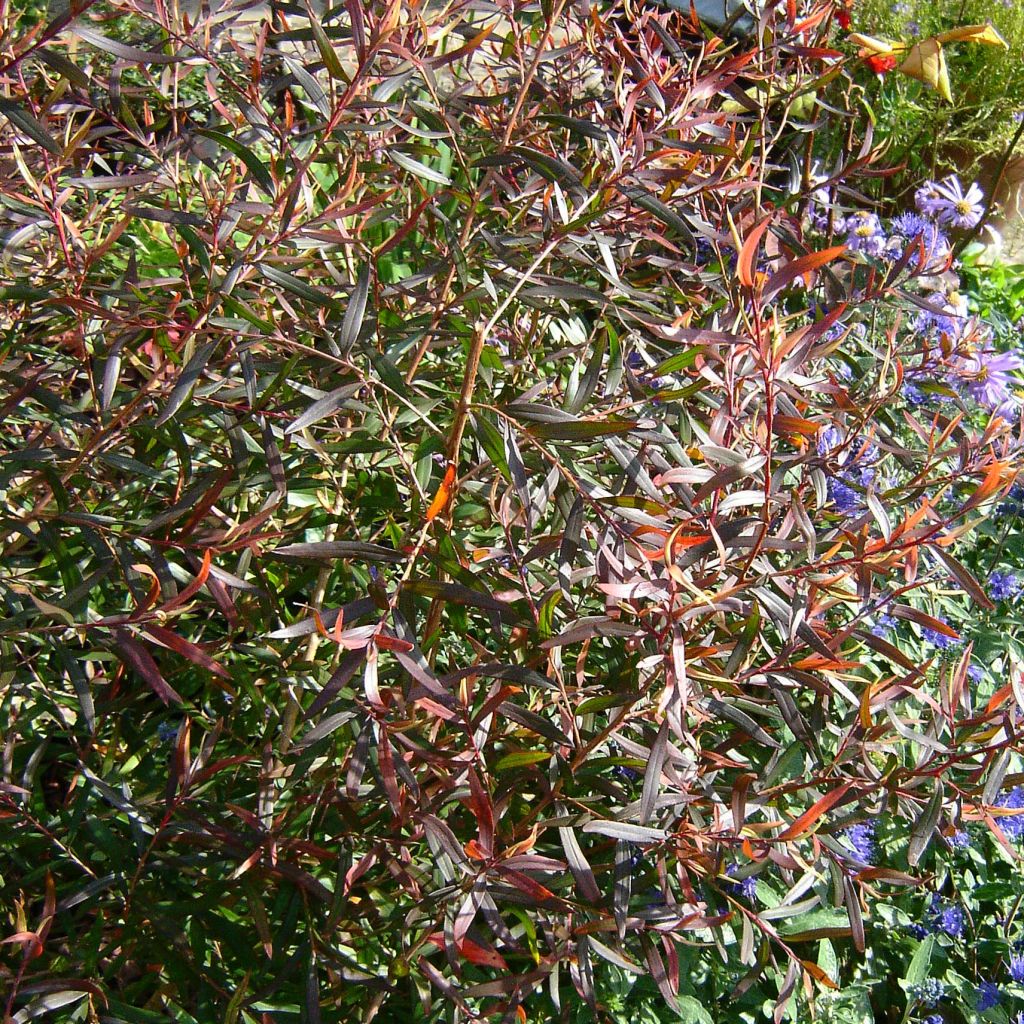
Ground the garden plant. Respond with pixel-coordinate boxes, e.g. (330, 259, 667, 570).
(1, 0, 1024, 1021)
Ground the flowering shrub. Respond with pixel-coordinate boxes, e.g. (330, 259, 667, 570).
(1, 0, 1023, 1021)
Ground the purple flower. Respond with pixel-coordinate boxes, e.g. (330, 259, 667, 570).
(846, 211, 887, 256)
(1010, 952, 1024, 983)
(914, 309, 960, 338)
(959, 349, 1023, 409)
(903, 380, 927, 405)
(916, 894, 966, 938)
(977, 982, 1001, 1011)
(994, 787, 1024, 842)
(916, 180, 945, 217)
(727, 865, 759, 900)
(989, 571, 1021, 602)
(995, 398, 1021, 422)
(943, 289, 968, 319)
(921, 624, 960, 649)
(870, 612, 897, 637)
(999, 482, 1024, 517)
(950, 829, 971, 848)
(827, 477, 861, 513)
(817, 425, 844, 455)
(889, 212, 949, 263)
(968, 664, 984, 683)
(157, 721, 179, 743)
(807, 166, 836, 214)
(819, 428, 879, 469)
(936, 901, 966, 938)
(930, 176, 985, 230)
(818, 429, 879, 514)
(842, 819, 877, 863)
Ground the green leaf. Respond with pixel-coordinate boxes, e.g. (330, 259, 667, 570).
(618, 183, 695, 247)
(494, 751, 549, 770)
(309, 15, 347, 80)
(527, 419, 639, 441)
(902, 935, 935, 988)
(907, 780, 944, 867)
(260, 265, 343, 312)
(0, 99, 61, 154)
(673, 995, 714, 1024)
(197, 129, 275, 195)
(340, 264, 372, 353)
(154, 342, 217, 426)
(389, 150, 452, 186)
(778, 908, 850, 941)
(285, 382, 362, 434)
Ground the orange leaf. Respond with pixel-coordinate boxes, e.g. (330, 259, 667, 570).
(426, 464, 456, 522)
(802, 958, 839, 990)
(737, 216, 773, 288)
(772, 415, 822, 438)
(987, 682, 1013, 714)
(777, 782, 855, 842)
(762, 244, 847, 303)
(426, 933, 509, 970)
(161, 549, 213, 613)
(463, 839, 488, 861)
(961, 462, 1009, 514)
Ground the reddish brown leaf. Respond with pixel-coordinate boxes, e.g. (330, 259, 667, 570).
(113, 629, 183, 705)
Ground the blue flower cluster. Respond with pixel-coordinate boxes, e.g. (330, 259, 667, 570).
(157, 720, 179, 743)
(726, 863, 759, 901)
(998, 482, 1024, 518)
(870, 611, 898, 637)
(978, 980, 1002, 1011)
(921, 623, 961, 651)
(989, 571, 1023, 603)
(910, 895, 967, 940)
(949, 829, 971, 849)
(842, 819, 877, 863)
(806, 174, 970, 265)
(1011, 952, 1024, 984)
(808, 174, 1024, 421)
(995, 788, 1024, 842)
(908, 979, 946, 1006)
(817, 426, 879, 515)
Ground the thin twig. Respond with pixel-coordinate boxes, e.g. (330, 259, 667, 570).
(953, 115, 1024, 259)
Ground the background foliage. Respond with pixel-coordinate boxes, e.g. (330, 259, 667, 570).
(2, 0, 1024, 1021)
(841, 0, 1024, 194)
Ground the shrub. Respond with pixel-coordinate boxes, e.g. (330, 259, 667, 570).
(1, 0, 1023, 1021)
